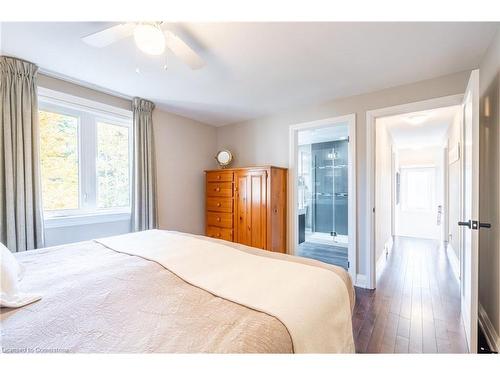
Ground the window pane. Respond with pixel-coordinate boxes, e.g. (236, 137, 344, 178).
(402, 167, 433, 212)
(39, 110, 79, 210)
(97, 122, 130, 208)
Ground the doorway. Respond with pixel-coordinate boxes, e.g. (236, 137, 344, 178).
(369, 103, 467, 353)
(374, 104, 461, 272)
(289, 114, 356, 280)
(366, 94, 463, 286)
(366, 71, 482, 353)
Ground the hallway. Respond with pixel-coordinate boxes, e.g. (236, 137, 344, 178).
(352, 236, 468, 353)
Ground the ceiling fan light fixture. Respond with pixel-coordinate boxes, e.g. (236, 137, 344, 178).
(133, 24, 165, 56)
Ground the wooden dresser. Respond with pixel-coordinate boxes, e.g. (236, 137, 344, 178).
(205, 166, 287, 253)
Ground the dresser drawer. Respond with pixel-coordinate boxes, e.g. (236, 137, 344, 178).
(206, 182, 233, 197)
(206, 171, 234, 182)
(206, 197, 233, 213)
(206, 226, 233, 241)
(207, 212, 233, 228)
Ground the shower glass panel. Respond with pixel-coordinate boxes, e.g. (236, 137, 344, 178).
(311, 140, 348, 239)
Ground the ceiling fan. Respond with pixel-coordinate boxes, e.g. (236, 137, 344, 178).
(81, 22, 205, 70)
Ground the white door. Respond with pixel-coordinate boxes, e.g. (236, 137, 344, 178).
(458, 69, 480, 353)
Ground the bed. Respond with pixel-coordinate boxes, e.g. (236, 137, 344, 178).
(1, 230, 355, 353)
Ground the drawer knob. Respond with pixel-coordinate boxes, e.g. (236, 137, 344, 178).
(217, 202, 221, 207)
(215, 187, 221, 192)
(217, 233, 221, 238)
(216, 217, 221, 222)
(217, 175, 221, 180)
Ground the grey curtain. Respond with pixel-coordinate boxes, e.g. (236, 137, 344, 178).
(0, 56, 44, 251)
(131, 97, 157, 231)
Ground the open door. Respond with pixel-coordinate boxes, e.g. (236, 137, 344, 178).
(458, 69, 480, 353)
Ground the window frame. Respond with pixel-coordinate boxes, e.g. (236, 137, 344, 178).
(38, 87, 133, 225)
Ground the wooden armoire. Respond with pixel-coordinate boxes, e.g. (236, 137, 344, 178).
(205, 166, 287, 253)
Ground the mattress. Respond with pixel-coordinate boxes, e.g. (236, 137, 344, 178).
(0, 231, 354, 353)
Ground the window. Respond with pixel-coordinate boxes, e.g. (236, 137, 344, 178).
(39, 89, 132, 220)
(39, 110, 79, 210)
(401, 166, 435, 212)
(97, 122, 130, 208)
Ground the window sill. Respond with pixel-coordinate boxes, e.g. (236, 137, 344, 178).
(44, 211, 131, 229)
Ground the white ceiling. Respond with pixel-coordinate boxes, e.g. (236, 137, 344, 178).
(1, 22, 498, 126)
(380, 105, 461, 149)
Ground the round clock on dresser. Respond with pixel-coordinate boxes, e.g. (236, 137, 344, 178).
(215, 150, 233, 168)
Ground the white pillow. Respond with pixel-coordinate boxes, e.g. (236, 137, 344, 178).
(1, 242, 41, 308)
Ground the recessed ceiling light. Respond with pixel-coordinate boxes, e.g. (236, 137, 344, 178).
(405, 113, 430, 125)
(133, 23, 165, 56)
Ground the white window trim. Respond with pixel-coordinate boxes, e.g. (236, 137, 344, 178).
(38, 87, 133, 227)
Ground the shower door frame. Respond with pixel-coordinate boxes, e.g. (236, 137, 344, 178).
(288, 114, 357, 282)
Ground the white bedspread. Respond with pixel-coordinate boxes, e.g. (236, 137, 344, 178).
(96, 230, 354, 353)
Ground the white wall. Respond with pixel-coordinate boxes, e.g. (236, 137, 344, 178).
(216, 70, 469, 277)
(44, 220, 131, 246)
(395, 147, 444, 240)
(39, 74, 218, 246)
(38, 74, 131, 111)
(153, 110, 217, 235)
(0, 22, 4, 54)
(375, 120, 394, 262)
(478, 27, 500, 348)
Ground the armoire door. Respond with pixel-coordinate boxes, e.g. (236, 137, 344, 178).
(235, 170, 267, 249)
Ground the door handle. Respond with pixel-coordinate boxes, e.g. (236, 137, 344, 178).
(458, 220, 471, 228)
(458, 220, 492, 229)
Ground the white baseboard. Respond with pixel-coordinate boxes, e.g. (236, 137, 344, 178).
(375, 236, 393, 276)
(355, 274, 368, 289)
(445, 243, 460, 282)
(479, 303, 500, 353)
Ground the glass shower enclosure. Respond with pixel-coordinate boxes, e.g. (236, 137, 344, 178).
(311, 139, 348, 242)
(296, 124, 349, 268)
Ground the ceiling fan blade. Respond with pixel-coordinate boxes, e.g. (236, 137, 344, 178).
(164, 30, 205, 70)
(82, 23, 135, 48)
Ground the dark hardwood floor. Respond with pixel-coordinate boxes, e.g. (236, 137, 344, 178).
(352, 236, 468, 353)
(297, 241, 348, 269)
